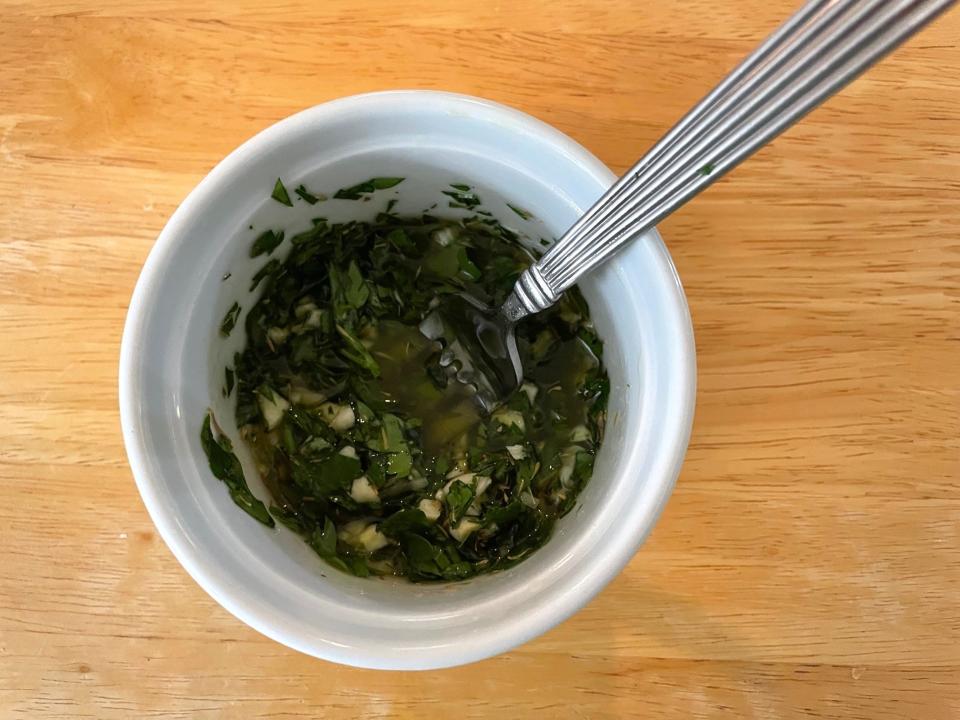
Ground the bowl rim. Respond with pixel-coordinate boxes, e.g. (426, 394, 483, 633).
(119, 89, 696, 669)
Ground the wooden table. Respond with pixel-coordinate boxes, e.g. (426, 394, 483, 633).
(2, 1, 958, 717)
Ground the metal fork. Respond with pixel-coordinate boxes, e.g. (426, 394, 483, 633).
(503, 0, 956, 321)
(424, 0, 957, 411)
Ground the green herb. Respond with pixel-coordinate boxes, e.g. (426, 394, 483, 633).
(200, 413, 274, 526)
(507, 203, 533, 220)
(402, 534, 445, 578)
(445, 480, 474, 524)
(271, 178, 293, 206)
(442, 188, 481, 209)
(295, 184, 324, 204)
(292, 453, 361, 497)
(336, 324, 381, 376)
(219, 302, 241, 337)
(250, 229, 284, 258)
(458, 247, 481, 279)
(217, 202, 608, 581)
(380, 508, 430, 537)
(330, 261, 370, 311)
(306, 517, 370, 577)
(311, 517, 339, 557)
(250, 259, 281, 292)
(224, 366, 235, 397)
(699, 163, 716, 176)
(370, 413, 411, 476)
(334, 177, 405, 200)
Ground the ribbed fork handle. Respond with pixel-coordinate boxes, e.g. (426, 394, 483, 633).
(503, 0, 956, 321)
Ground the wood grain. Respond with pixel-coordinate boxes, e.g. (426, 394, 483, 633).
(1, 1, 958, 717)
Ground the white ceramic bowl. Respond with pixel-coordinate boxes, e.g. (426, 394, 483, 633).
(119, 91, 696, 670)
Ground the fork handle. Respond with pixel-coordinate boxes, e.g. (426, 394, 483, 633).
(503, 0, 956, 322)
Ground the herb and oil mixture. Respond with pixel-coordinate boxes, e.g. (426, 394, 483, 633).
(203, 178, 609, 582)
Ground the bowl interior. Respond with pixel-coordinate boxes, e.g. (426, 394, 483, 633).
(121, 92, 695, 669)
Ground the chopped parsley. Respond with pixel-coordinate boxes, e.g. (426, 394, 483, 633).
(507, 203, 533, 221)
(250, 229, 284, 258)
(203, 187, 608, 582)
(442, 186, 482, 210)
(295, 185, 324, 204)
(200, 412, 274, 527)
(334, 177, 405, 200)
(271, 178, 293, 207)
(219, 302, 241, 337)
